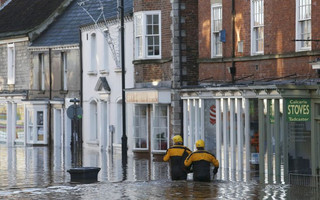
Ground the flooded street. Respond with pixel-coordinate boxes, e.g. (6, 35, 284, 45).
(0, 145, 318, 199)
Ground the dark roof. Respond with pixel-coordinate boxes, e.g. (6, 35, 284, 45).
(0, 0, 66, 36)
(31, 0, 133, 47)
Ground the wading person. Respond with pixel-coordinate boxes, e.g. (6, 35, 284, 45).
(163, 135, 192, 180)
(184, 139, 219, 182)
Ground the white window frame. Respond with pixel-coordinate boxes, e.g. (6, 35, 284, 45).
(251, 0, 264, 55)
(61, 52, 68, 91)
(26, 105, 48, 145)
(151, 104, 169, 153)
(211, 4, 223, 58)
(296, 0, 312, 51)
(133, 104, 149, 151)
(134, 11, 161, 60)
(7, 43, 15, 84)
(39, 53, 45, 90)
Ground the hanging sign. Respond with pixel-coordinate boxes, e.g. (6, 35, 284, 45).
(286, 99, 311, 122)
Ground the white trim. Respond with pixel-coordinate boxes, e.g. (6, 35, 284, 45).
(0, 37, 28, 45)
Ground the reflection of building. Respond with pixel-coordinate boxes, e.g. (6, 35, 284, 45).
(180, 0, 320, 183)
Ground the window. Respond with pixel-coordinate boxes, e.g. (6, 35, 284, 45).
(26, 107, 47, 144)
(296, 0, 311, 51)
(134, 11, 161, 59)
(251, 0, 264, 55)
(61, 52, 67, 90)
(0, 103, 7, 142)
(15, 104, 25, 142)
(27, 110, 34, 142)
(90, 101, 98, 141)
(152, 105, 168, 151)
(102, 30, 109, 71)
(134, 105, 148, 149)
(7, 43, 15, 84)
(90, 33, 97, 71)
(39, 53, 45, 90)
(211, 4, 222, 57)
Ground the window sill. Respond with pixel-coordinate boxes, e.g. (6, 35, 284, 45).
(296, 47, 311, 52)
(133, 58, 172, 65)
(132, 149, 149, 153)
(99, 69, 109, 75)
(152, 150, 166, 154)
(114, 67, 122, 73)
(87, 70, 97, 76)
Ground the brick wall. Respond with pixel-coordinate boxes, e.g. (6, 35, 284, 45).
(198, 0, 320, 84)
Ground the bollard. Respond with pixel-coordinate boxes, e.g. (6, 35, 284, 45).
(67, 167, 101, 184)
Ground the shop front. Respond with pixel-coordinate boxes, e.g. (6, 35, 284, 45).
(180, 84, 320, 183)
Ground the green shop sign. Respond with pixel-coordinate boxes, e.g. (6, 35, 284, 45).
(286, 99, 311, 122)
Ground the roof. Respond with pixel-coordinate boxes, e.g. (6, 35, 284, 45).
(0, 0, 68, 38)
(31, 0, 133, 47)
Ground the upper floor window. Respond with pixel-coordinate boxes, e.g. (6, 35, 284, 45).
(90, 33, 97, 71)
(211, 4, 222, 57)
(39, 53, 45, 90)
(7, 43, 15, 84)
(296, 0, 311, 51)
(102, 30, 109, 71)
(251, 0, 264, 55)
(134, 11, 161, 59)
(61, 52, 67, 91)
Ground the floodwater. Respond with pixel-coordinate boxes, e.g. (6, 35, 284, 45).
(0, 145, 318, 200)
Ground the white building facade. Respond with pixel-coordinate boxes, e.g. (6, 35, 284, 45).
(81, 17, 134, 152)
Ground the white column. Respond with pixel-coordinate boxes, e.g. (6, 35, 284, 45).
(245, 98, 250, 173)
(183, 100, 188, 147)
(230, 98, 236, 173)
(216, 99, 221, 171)
(259, 99, 265, 182)
(12, 103, 17, 146)
(190, 99, 195, 150)
(237, 98, 243, 176)
(266, 99, 273, 183)
(274, 99, 281, 183)
(200, 99, 205, 140)
(223, 98, 229, 179)
(7, 102, 13, 147)
(283, 99, 289, 183)
(195, 99, 199, 141)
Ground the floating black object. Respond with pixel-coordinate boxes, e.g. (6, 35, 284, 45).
(67, 167, 101, 184)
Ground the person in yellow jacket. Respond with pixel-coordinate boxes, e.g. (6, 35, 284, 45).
(163, 135, 192, 180)
(184, 139, 219, 182)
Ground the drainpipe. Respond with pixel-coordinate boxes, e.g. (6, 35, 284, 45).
(79, 29, 83, 159)
(49, 48, 52, 146)
(231, 0, 236, 83)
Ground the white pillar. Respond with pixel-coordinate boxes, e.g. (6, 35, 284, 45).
(223, 98, 229, 179)
(195, 99, 199, 141)
(230, 98, 236, 173)
(200, 99, 205, 140)
(183, 100, 188, 147)
(7, 102, 13, 147)
(190, 99, 195, 150)
(259, 99, 265, 182)
(245, 98, 250, 173)
(283, 99, 289, 183)
(216, 99, 221, 172)
(237, 98, 243, 177)
(266, 99, 273, 183)
(274, 99, 281, 183)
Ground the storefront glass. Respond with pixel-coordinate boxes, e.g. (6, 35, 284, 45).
(134, 105, 148, 149)
(152, 105, 168, 151)
(15, 104, 24, 143)
(0, 103, 7, 143)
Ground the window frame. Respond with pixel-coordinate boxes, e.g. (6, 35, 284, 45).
(134, 11, 161, 60)
(251, 0, 264, 55)
(26, 105, 47, 145)
(211, 3, 223, 58)
(90, 33, 97, 72)
(61, 52, 68, 91)
(7, 43, 15, 84)
(296, 0, 312, 51)
(151, 104, 169, 153)
(39, 53, 45, 91)
(133, 104, 149, 151)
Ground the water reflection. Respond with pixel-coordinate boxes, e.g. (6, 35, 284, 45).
(0, 145, 319, 199)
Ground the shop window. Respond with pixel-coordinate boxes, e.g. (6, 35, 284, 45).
(15, 104, 24, 143)
(27, 110, 34, 142)
(152, 105, 168, 151)
(26, 107, 47, 144)
(134, 105, 148, 149)
(0, 103, 7, 142)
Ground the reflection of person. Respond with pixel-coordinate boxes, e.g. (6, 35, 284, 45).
(184, 139, 219, 182)
(163, 135, 192, 180)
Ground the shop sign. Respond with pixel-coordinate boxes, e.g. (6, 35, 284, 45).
(286, 99, 311, 122)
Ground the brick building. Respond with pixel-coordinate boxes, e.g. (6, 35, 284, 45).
(126, 0, 199, 156)
(180, 0, 320, 183)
